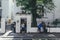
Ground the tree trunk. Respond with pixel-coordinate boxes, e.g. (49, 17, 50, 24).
(32, 13, 37, 27)
(31, 0, 37, 27)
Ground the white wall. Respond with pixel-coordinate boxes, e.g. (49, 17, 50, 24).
(12, 0, 22, 22)
(0, 18, 5, 33)
(54, 0, 60, 19)
(8, 0, 14, 19)
(27, 27, 60, 33)
(15, 14, 32, 33)
(2, 0, 9, 19)
(44, 0, 60, 22)
(2, 0, 14, 21)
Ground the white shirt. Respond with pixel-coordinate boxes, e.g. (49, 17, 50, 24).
(21, 23, 25, 28)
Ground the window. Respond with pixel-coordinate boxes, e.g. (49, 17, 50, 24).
(0, 9, 2, 28)
(0, 0, 1, 7)
(0, 9, 2, 17)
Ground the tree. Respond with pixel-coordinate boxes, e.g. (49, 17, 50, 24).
(16, 0, 55, 27)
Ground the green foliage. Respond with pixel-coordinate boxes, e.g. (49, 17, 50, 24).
(52, 19, 60, 25)
(52, 19, 58, 25)
(16, 0, 55, 27)
(16, 0, 55, 16)
(43, 0, 55, 11)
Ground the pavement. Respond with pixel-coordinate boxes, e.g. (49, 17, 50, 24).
(0, 30, 60, 38)
(0, 31, 60, 40)
(6, 32, 60, 38)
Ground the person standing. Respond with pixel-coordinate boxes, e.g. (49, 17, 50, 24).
(37, 22, 43, 33)
(11, 22, 16, 33)
(21, 21, 26, 33)
(42, 21, 47, 33)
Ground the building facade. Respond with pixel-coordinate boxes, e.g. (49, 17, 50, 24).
(0, 0, 15, 21)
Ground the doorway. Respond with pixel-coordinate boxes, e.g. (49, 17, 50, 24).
(20, 18, 27, 33)
(16, 14, 31, 33)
